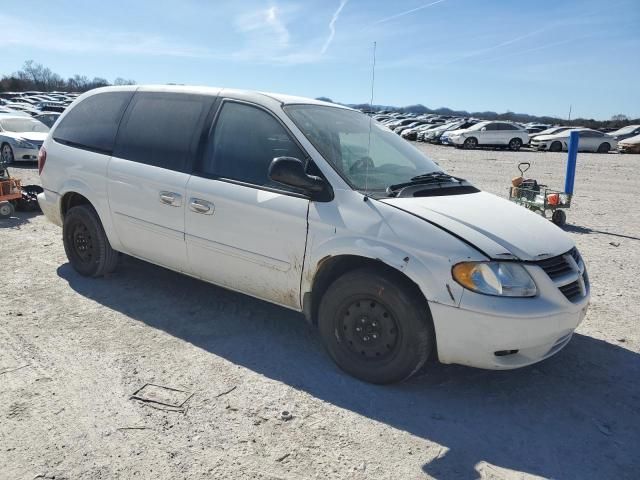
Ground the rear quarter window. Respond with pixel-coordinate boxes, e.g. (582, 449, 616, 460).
(53, 91, 134, 154)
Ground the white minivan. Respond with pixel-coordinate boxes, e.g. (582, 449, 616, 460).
(38, 86, 589, 384)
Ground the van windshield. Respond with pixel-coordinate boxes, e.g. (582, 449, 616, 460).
(284, 105, 443, 195)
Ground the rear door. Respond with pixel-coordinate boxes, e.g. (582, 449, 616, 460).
(185, 100, 310, 309)
(108, 92, 215, 272)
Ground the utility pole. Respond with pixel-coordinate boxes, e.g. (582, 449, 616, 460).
(568, 104, 572, 122)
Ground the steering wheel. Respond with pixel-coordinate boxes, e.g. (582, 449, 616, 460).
(350, 156, 375, 173)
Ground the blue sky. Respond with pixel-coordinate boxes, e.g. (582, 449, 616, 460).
(1, 0, 638, 119)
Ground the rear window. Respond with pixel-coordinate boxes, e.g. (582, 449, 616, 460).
(53, 91, 133, 154)
(114, 93, 214, 172)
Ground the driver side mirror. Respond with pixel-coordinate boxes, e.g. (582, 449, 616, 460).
(480, 127, 487, 131)
(268, 157, 329, 200)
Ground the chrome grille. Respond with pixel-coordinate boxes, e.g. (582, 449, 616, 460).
(535, 248, 588, 302)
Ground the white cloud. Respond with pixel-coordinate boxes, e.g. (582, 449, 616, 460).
(321, 0, 349, 54)
(371, 0, 449, 26)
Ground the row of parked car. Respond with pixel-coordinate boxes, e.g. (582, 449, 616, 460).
(371, 112, 640, 154)
(0, 91, 81, 164)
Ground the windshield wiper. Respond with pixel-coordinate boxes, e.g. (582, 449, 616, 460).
(386, 172, 476, 198)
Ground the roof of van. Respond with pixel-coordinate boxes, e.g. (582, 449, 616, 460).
(91, 85, 352, 110)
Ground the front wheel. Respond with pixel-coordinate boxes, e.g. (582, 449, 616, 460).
(63, 205, 119, 277)
(318, 268, 434, 384)
(1, 143, 15, 164)
(597, 142, 611, 153)
(463, 137, 478, 149)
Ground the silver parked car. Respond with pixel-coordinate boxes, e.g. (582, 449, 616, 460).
(530, 128, 617, 153)
(0, 116, 49, 163)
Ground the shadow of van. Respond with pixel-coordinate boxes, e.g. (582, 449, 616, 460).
(58, 256, 639, 479)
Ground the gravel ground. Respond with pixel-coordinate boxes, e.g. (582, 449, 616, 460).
(1, 146, 639, 480)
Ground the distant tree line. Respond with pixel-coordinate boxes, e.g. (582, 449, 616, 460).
(318, 98, 638, 131)
(0, 60, 136, 93)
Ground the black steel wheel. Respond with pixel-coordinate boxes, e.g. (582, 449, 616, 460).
(318, 268, 434, 384)
(463, 137, 478, 149)
(597, 142, 610, 153)
(63, 204, 119, 277)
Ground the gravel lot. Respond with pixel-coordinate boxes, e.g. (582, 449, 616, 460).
(1, 145, 638, 479)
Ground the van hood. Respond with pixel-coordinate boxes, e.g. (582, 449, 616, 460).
(381, 191, 574, 261)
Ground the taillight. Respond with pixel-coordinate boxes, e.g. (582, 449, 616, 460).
(38, 147, 47, 175)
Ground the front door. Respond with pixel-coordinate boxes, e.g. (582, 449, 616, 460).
(185, 100, 310, 309)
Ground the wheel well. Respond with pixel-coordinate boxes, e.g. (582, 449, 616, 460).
(303, 255, 428, 326)
(61, 192, 92, 218)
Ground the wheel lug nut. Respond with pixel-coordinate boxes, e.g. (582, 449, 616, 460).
(372, 334, 378, 339)
(355, 327, 362, 332)
(363, 336, 370, 342)
(371, 322, 377, 327)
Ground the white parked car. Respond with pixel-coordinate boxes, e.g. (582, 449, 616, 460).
(38, 86, 589, 384)
(0, 115, 49, 163)
(448, 121, 529, 150)
(530, 128, 617, 153)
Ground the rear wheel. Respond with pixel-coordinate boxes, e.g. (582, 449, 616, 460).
(63, 205, 119, 277)
(508, 138, 523, 151)
(0, 201, 15, 219)
(463, 137, 478, 149)
(318, 268, 434, 384)
(597, 142, 611, 153)
(1, 143, 15, 164)
(549, 141, 562, 152)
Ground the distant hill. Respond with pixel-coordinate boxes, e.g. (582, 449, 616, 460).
(317, 98, 638, 131)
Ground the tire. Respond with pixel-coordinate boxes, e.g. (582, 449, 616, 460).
(549, 141, 562, 152)
(597, 142, 611, 153)
(63, 204, 119, 277)
(318, 268, 435, 384)
(1, 143, 15, 164)
(463, 137, 478, 149)
(0, 201, 15, 219)
(508, 138, 523, 151)
(552, 210, 566, 226)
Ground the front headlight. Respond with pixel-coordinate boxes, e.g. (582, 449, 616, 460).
(452, 262, 537, 297)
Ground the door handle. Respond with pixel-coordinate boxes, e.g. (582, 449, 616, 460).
(159, 191, 182, 207)
(189, 198, 214, 215)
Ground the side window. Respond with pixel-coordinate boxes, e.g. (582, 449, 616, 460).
(114, 93, 213, 172)
(200, 101, 305, 187)
(502, 123, 518, 130)
(485, 123, 499, 131)
(53, 91, 133, 153)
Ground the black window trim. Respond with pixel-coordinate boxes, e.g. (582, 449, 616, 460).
(192, 97, 333, 201)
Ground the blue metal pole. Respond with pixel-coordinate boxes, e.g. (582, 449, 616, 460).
(564, 130, 579, 194)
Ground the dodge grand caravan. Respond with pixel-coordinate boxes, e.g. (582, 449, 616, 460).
(38, 86, 590, 384)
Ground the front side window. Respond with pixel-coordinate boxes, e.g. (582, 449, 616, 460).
(0, 118, 49, 133)
(200, 101, 305, 188)
(285, 105, 442, 194)
(54, 92, 132, 153)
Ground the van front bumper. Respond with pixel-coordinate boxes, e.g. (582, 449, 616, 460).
(430, 294, 589, 370)
(37, 189, 62, 227)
